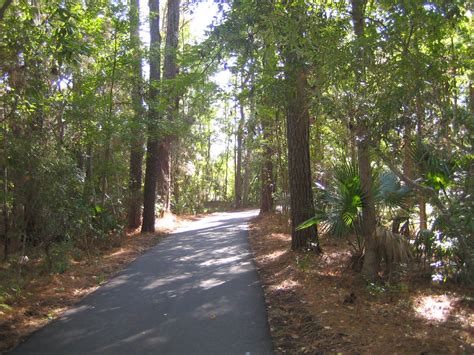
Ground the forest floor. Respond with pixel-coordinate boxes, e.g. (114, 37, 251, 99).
(249, 213, 474, 354)
(0, 213, 193, 353)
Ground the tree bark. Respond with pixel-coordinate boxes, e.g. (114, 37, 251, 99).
(242, 142, 252, 206)
(260, 113, 274, 214)
(84, 143, 94, 198)
(467, 79, 474, 198)
(357, 124, 379, 278)
(243, 77, 255, 207)
(416, 96, 427, 230)
(2, 120, 9, 260)
(141, 0, 161, 233)
(284, 57, 320, 252)
(101, 28, 119, 208)
(157, 139, 171, 211)
(351, 0, 379, 279)
(0, 0, 13, 22)
(234, 101, 244, 208)
(223, 119, 230, 200)
(156, 0, 180, 212)
(402, 118, 414, 234)
(274, 110, 287, 202)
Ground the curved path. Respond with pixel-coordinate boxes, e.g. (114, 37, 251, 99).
(11, 210, 273, 355)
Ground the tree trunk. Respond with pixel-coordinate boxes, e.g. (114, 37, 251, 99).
(127, 0, 144, 229)
(243, 80, 255, 207)
(416, 96, 427, 230)
(467, 79, 474, 198)
(242, 147, 252, 206)
(357, 124, 379, 278)
(0, 0, 13, 22)
(223, 128, 230, 200)
(403, 118, 414, 230)
(260, 113, 274, 214)
(285, 57, 320, 252)
(351, 0, 379, 279)
(274, 110, 286, 201)
(157, 139, 171, 211)
(202, 127, 211, 201)
(101, 28, 119, 208)
(84, 143, 94, 200)
(156, 0, 180, 212)
(2, 129, 9, 260)
(235, 101, 244, 208)
(141, 0, 161, 233)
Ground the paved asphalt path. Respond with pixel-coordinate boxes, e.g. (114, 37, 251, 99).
(11, 210, 273, 355)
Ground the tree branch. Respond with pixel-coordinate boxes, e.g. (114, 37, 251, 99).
(0, 0, 13, 22)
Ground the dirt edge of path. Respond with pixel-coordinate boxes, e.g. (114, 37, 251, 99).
(0, 214, 190, 353)
(248, 213, 473, 354)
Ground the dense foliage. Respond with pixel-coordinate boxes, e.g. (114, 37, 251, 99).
(0, 0, 472, 283)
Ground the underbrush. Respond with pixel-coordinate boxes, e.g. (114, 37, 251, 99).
(0, 214, 184, 352)
(249, 213, 473, 354)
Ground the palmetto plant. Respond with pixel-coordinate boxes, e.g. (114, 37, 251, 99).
(409, 141, 473, 282)
(298, 161, 411, 253)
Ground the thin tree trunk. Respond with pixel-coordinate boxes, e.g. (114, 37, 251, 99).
(235, 101, 244, 208)
(127, 0, 144, 229)
(2, 118, 9, 260)
(243, 75, 256, 207)
(141, 0, 161, 233)
(223, 129, 230, 200)
(101, 28, 118, 208)
(351, 0, 379, 279)
(157, 0, 180, 212)
(242, 147, 252, 206)
(156, 139, 171, 212)
(84, 141, 93, 191)
(349, 117, 357, 164)
(357, 123, 379, 278)
(416, 96, 427, 230)
(274, 110, 284, 193)
(467, 79, 474, 198)
(205, 129, 211, 200)
(403, 118, 414, 216)
(260, 112, 274, 214)
(0, 0, 13, 22)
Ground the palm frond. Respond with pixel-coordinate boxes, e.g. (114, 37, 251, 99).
(374, 170, 411, 208)
(410, 140, 455, 191)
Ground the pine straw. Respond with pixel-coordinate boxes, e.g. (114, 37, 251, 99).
(249, 213, 474, 354)
(0, 214, 189, 353)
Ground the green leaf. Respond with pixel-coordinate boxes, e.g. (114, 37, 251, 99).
(0, 304, 12, 311)
(296, 216, 319, 231)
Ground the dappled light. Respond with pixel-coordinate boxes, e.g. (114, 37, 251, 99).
(412, 293, 473, 330)
(153, 213, 181, 232)
(249, 214, 474, 353)
(199, 278, 227, 290)
(259, 250, 288, 263)
(200, 254, 248, 267)
(413, 294, 456, 322)
(271, 279, 301, 292)
(104, 249, 128, 258)
(142, 273, 192, 291)
(6, 211, 273, 354)
(191, 296, 233, 319)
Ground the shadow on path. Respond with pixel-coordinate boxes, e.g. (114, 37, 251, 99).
(11, 210, 273, 355)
